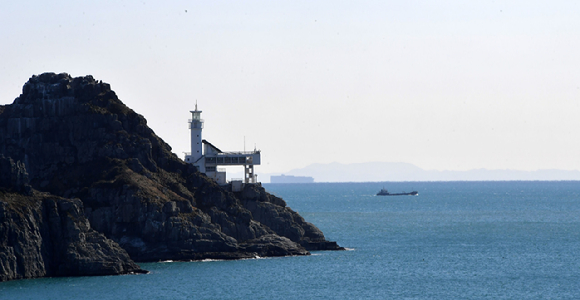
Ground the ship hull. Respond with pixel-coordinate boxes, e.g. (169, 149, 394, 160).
(377, 191, 418, 196)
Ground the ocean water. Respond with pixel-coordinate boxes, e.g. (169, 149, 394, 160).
(2, 181, 580, 299)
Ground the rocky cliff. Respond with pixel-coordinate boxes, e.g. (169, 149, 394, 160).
(0, 155, 145, 282)
(0, 73, 342, 280)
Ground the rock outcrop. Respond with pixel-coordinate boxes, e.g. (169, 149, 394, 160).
(237, 184, 342, 250)
(0, 73, 342, 280)
(0, 155, 145, 282)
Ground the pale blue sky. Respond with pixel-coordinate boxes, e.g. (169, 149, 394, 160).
(2, 1, 580, 174)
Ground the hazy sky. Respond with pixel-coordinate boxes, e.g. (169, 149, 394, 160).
(2, 1, 580, 174)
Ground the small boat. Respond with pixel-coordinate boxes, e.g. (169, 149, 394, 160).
(376, 188, 418, 196)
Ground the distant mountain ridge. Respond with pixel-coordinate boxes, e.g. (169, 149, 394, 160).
(258, 162, 580, 183)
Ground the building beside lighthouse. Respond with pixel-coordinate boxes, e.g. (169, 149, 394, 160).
(184, 105, 261, 187)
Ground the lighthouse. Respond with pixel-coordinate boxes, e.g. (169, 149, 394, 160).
(185, 103, 205, 172)
(184, 104, 261, 187)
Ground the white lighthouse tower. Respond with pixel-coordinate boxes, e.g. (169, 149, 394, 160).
(185, 103, 205, 172)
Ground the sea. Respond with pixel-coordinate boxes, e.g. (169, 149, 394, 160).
(2, 181, 580, 299)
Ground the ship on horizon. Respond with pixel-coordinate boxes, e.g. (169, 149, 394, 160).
(271, 174, 314, 184)
(376, 188, 418, 196)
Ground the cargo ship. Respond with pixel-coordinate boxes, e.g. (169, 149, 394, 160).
(376, 188, 418, 196)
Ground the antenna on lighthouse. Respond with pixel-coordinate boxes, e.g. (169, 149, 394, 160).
(195, 99, 198, 111)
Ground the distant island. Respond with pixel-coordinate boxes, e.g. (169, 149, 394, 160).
(271, 174, 314, 183)
(259, 162, 580, 182)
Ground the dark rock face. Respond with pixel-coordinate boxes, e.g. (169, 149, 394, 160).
(0, 155, 144, 282)
(0, 154, 31, 195)
(0, 73, 343, 276)
(237, 184, 343, 251)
